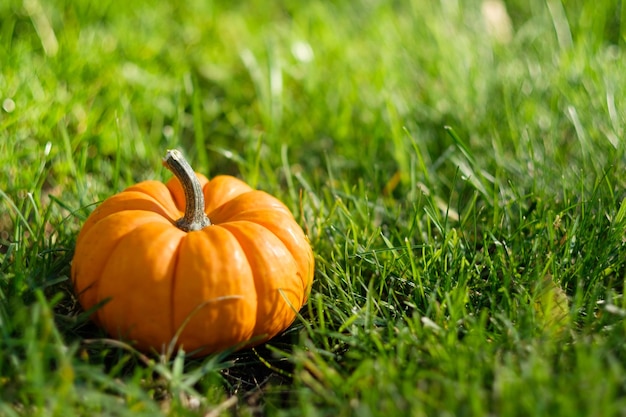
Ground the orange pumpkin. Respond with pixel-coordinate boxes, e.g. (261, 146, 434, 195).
(71, 149, 314, 356)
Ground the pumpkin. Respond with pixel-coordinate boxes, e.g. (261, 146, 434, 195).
(71, 149, 314, 356)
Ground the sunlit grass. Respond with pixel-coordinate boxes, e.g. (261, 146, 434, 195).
(1, 0, 626, 415)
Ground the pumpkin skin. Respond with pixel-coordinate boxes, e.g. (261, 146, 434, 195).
(71, 153, 314, 356)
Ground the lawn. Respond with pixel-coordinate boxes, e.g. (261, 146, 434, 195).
(1, 0, 626, 415)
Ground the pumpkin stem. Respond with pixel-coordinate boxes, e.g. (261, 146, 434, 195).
(163, 149, 211, 231)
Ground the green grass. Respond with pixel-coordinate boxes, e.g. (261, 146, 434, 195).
(2, 0, 626, 415)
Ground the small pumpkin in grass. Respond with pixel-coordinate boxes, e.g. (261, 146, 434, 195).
(71, 149, 314, 356)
